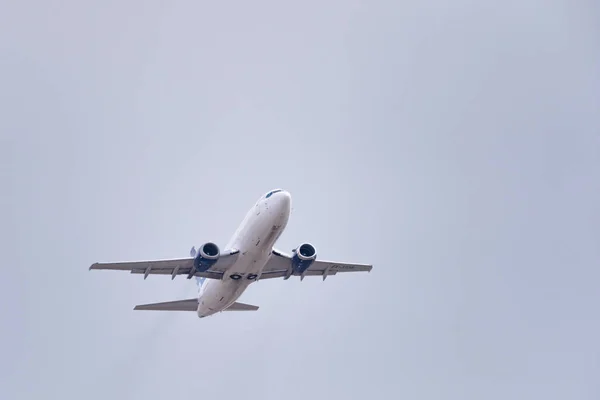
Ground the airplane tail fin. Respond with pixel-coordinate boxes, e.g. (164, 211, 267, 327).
(195, 276, 206, 288)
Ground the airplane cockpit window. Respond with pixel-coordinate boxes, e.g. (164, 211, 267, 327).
(266, 189, 282, 198)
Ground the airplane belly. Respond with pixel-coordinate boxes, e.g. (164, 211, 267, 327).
(228, 196, 288, 259)
(223, 219, 282, 280)
(197, 279, 249, 317)
(196, 191, 290, 317)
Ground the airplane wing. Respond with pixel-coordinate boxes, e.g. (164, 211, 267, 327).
(89, 250, 240, 280)
(259, 249, 373, 281)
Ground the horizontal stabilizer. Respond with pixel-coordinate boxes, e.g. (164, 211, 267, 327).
(134, 298, 197, 311)
(224, 301, 259, 311)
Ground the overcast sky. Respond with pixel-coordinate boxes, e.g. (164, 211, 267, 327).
(1, 1, 599, 399)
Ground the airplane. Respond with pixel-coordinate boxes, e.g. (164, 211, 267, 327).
(89, 189, 373, 318)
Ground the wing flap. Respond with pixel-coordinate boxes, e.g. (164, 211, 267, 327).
(89, 250, 240, 280)
(90, 258, 193, 271)
(260, 250, 373, 280)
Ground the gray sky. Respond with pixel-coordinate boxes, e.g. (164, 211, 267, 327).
(1, 1, 599, 399)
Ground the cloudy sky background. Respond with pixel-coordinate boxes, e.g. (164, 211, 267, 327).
(1, 1, 599, 399)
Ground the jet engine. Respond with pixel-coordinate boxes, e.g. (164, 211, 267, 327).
(193, 242, 220, 272)
(291, 243, 317, 274)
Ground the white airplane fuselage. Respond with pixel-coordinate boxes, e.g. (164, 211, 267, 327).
(196, 190, 291, 318)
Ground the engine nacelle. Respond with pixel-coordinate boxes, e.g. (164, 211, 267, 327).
(193, 242, 220, 272)
(291, 243, 317, 274)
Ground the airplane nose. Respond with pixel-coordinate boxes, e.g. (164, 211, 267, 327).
(274, 190, 291, 213)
